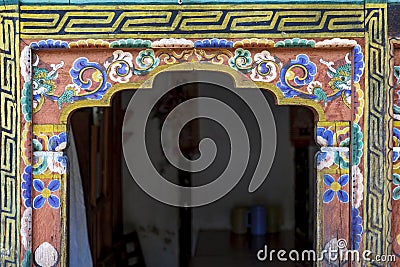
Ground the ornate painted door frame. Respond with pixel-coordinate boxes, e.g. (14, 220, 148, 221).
(0, 3, 391, 267)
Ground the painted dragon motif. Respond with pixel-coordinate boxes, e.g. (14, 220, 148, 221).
(318, 54, 352, 107)
(31, 62, 64, 111)
(276, 45, 364, 108)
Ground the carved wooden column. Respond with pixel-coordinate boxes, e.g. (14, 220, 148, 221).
(31, 125, 68, 267)
(315, 121, 351, 265)
(20, 42, 69, 266)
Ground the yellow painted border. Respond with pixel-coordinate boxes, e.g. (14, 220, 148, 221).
(20, 4, 363, 11)
(20, 4, 365, 39)
(0, 5, 19, 11)
(363, 3, 391, 259)
(33, 124, 67, 134)
(317, 121, 351, 127)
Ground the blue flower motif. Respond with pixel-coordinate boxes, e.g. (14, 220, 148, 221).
(33, 179, 60, 209)
(290, 55, 317, 85)
(316, 128, 336, 169)
(316, 151, 331, 167)
(394, 151, 400, 164)
(277, 54, 317, 98)
(21, 166, 33, 208)
(323, 174, 349, 203)
(70, 57, 111, 101)
(351, 208, 363, 250)
(394, 128, 400, 162)
(353, 45, 364, 83)
(317, 127, 334, 146)
(48, 132, 67, 152)
(56, 155, 67, 168)
(30, 39, 69, 49)
(194, 38, 233, 48)
(394, 127, 400, 141)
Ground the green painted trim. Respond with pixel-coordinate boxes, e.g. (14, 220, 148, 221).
(19, 0, 67, 3)
(366, 0, 387, 3)
(3, 0, 19, 4)
(368, 0, 387, 3)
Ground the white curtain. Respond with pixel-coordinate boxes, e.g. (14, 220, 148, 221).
(68, 128, 93, 266)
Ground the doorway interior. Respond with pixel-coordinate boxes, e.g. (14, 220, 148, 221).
(68, 71, 317, 267)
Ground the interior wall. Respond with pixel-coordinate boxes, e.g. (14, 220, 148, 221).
(120, 83, 296, 267)
(191, 85, 295, 238)
(121, 91, 180, 267)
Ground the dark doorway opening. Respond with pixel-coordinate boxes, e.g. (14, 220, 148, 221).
(68, 72, 317, 267)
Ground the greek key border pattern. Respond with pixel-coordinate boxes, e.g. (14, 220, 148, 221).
(0, 8, 20, 267)
(20, 4, 365, 39)
(364, 5, 391, 263)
